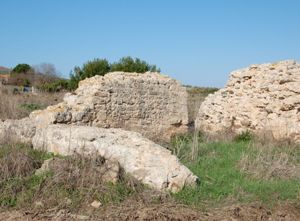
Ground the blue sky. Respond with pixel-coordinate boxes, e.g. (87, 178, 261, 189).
(0, 0, 299, 87)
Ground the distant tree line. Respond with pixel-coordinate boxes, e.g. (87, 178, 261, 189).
(7, 56, 160, 92)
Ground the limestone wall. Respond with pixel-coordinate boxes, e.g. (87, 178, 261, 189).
(196, 60, 300, 142)
(31, 72, 189, 142)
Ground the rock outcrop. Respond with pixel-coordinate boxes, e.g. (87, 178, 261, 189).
(0, 118, 36, 143)
(32, 124, 198, 192)
(196, 60, 300, 142)
(30, 72, 189, 142)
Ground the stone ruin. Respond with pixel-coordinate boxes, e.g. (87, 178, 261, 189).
(0, 72, 198, 192)
(196, 60, 300, 142)
(33, 124, 198, 192)
(30, 72, 189, 142)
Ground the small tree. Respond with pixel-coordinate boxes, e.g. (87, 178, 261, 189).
(9, 64, 34, 86)
(111, 56, 160, 73)
(82, 59, 110, 78)
(12, 64, 32, 74)
(69, 59, 110, 90)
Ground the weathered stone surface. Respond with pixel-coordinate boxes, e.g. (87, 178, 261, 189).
(0, 118, 35, 143)
(196, 60, 300, 142)
(30, 72, 189, 142)
(32, 124, 198, 192)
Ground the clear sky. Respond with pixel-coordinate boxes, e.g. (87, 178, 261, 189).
(0, 0, 299, 87)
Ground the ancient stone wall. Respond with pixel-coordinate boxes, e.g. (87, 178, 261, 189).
(31, 72, 189, 142)
(196, 60, 300, 142)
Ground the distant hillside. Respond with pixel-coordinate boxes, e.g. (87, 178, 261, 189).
(0, 66, 10, 74)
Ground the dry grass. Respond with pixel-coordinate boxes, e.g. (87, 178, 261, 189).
(0, 87, 64, 120)
(30, 154, 143, 211)
(239, 143, 300, 180)
(0, 144, 143, 214)
(0, 150, 41, 182)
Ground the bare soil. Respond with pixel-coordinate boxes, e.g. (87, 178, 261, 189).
(1, 201, 299, 221)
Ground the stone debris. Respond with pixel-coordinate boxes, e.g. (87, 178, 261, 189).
(90, 200, 102, 208)
(32, 124, 199, 192)
(196, 60, 300, 142)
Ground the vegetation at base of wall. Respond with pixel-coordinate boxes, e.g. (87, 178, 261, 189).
(170, 133, 300, 208)
(0, 133, 299, 214)
(234, 131, 253, 142)
(0, 144, 144, 212)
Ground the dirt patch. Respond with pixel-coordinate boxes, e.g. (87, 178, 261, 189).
(2, 196, 299, 221)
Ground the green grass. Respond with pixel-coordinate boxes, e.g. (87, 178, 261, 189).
(172, 135, 300, 208)
(19, 103, 43, 112)
(1, 137, 299, 212)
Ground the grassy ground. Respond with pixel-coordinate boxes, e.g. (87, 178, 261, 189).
(0, 144, 142, 212)
(0, 134, 299, 220)
(0, 87, 64, 120)
(171, 134, 300, 209)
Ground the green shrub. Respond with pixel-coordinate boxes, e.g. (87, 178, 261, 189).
(234, 131, 253, 142)
(12, 64, 32, 74)
(20, 103, 42, 111)
(110, 56, 160, 73)
(38, 79, 70, 92)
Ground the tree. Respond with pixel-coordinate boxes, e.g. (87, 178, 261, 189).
(69, 59, 110, 90)
(82, 59, 110, 78)
(9, 64, 34, 86)
(111, 56, 160, 73)
(12, 63, 32, 74)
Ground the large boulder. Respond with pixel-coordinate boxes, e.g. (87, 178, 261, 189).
(196, 60, 300, 142)
(30, 72, 189, 142)
(32, 124, 198, 192)
(0, 118, 36, 143)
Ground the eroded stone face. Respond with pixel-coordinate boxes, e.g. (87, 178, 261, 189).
(32, 124, 199, 192)
(30, 72, 189, 142)
(0, 118, 36, 143)
(196, 60, 300, 142)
